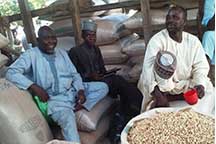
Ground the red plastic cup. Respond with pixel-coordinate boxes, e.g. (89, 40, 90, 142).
(183, 89, 198, 105)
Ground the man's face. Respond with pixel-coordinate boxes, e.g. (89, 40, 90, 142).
(83, 31, 96, 46)
(39, 29, 57, 54)
(165, 9, 186, 33)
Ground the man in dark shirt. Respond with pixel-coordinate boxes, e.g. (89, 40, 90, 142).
(68, 19, 143, 143)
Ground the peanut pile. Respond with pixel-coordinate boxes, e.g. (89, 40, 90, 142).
(127, 109, 214, 144)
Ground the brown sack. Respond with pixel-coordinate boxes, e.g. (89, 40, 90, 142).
(0, 33, 9, 49)
(99, 42, 128, 65)
(79, 114, 111, 144)
(122, 8, 169, 30)
(122, 39, 146, 57)
(95, 18, 132, 45)
(0, 79, 53, 144)
(76, 96, 114, 132)
(0, 53, 9, 68)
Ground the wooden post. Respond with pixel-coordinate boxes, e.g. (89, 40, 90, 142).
(69, 0, 82, 46)
(0, 16, 8, 36)
(140, 0, 152, 56)
(17, 0, 37, 47)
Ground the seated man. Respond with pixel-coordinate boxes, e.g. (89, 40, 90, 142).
(6, 26, 108, 143)
(201, 0, 215, 86)
(138, 5, 215, 114)
(68, 19, 143, 143)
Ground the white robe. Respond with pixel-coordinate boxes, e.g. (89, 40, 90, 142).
(138, 29, 215, 114)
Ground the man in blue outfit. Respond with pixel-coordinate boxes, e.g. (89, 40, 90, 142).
(6, 26, 108, 143)
(201, 0, 215, 86)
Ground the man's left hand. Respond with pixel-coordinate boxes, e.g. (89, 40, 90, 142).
(76, 89, 86, 104)
(194, 85, 205, 99)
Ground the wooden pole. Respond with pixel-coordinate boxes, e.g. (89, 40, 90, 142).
(140, 0, 152, 57)
(17, 0, 37, 47)
(69, 0, 82, 46)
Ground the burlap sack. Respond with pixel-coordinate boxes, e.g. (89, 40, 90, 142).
(49, 19, 74, 36)
(121, 39, 145, 56)
(79, 114, 111, 144)
(121, 8, 169, 30)
(95, 17, 132, 45)
(118, 33, 139, 48)
(0, 53, 9, 68)
(75, 96, 114, 132)
(46, 139, 79, 144)
(0, 33, 9, 49)
(0, 66, 7, 78)
(0, 79, 53, 144)
(55, 36, 75, 52)
(99, 42, 128, 65)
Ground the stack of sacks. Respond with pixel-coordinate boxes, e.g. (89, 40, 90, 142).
(119, 2, 198, 34)
(0, 33, 9, 78)
(102, 32, 145, 83)
(40, 0, 107, 21)
(119, 7, 169, 31)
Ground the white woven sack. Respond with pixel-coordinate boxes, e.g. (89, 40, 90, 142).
(46, 139, 79, 144)
(0, 53, 8, 68)
(99, 42, 128, 65)
(121, 8, 168, 30)
(75, 96, 114, 132)
(0, 33, 9, 49)
(95, 18, 132, 45)
(0, 79, 53, 144)
(79, 114, 111, 144)
(122, 39, 145, 56)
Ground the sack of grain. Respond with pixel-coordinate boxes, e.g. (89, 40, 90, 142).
(0, 79, 53, 144)
(0, 33, 9, 49)
(0, 53, 9, 68)
(122, 39, 145, 56)
(76, 96, 114, 132)
(46, 139, 79, 144)
(79, 114, 111, 144)
(49, 19, 74, 37)
(99, 42, 128, 65)
(95, 17, 132, 45)
(121, 107, 214, 144)
(0, 66, 8, 78)
(121, 8, 169, 30)
(55, 36, 75, 52)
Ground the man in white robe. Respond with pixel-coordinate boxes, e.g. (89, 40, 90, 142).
(138, 6, 215, 115)
(6, 26, 108, 143)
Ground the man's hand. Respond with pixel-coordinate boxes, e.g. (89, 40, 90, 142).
(88, 72, 103, 80)
(194, 85, 205, 99)
(150, 86, 169, 108)
(76, 90, 86, 104)
(28, 84, 49, 102)
(207, 14, 215, 30)
(74, 90, 86, 112)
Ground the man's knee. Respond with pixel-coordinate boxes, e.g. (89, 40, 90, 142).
(51, 109, 75, 127)
(90, 82, 109, 94)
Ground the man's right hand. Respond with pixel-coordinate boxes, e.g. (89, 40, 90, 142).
(151, 86, 169, 108)
(28, 84, 49, 102)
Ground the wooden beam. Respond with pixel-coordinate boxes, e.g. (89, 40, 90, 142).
(17, 0, 37, 47)
(8, 1, 180, 22)
(140, 0, 152, 60)
(140, 0, 152, 43)
(69, 0, 82, 46)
